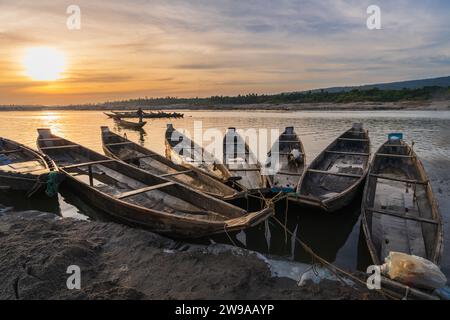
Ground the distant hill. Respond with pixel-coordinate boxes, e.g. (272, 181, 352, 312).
(314, 76, 450, 93)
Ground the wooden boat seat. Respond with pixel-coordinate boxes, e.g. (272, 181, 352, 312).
(367, 207, 438, 225)
(325, 151, 370, 156)
(0, 149, 23, 154)
(375, 153, 413, 159)
(158, 170, 192, 178)
(61, 159, 116, 170)
(123, 154, 159, 161)
(337, 138, 369, 142)
(307, 169, 361, 178)
(40, 145, 80, 150)
(115, 182, 175, 199)
(369, 174, 428, 185)
(105, 142, 134, 147)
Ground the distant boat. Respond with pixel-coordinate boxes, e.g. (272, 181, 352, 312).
(36, 128, 273, 238)
(115, 118, 147, 130)
(0, 137, 57, 195)
(101, 127, 243, 201)
(165, 124, 232, 183)
(111, 110, 184, 119)
(223, 127, 267, 192)
(266, 127, 306, 192)
(361, 134, 443, 266)
(290, 124, 370, 212)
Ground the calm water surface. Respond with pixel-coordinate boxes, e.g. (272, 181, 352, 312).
(0, 110, 449, 278)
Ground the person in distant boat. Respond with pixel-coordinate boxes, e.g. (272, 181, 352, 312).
(137, 108, 144, 123)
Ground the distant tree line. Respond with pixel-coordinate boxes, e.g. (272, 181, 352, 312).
(101, 86, 450, 107)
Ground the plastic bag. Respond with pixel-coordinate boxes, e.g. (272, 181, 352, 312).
(381, 252, 447, 290)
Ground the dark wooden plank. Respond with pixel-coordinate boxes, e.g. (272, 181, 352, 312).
(115, 182, 175, 199)
(325, 150, 370, 156)
(366, 207, 438, 225)
(105, 142, 134, 147)
(307, 169, 361, 178)
(375, 153, 413, 159)
(0, 149, 22, 154)
(40, 145, 80, 150)
(337, 138, 369, 142)
(369, 174, 428, 185)
(158, 170, 193, 178)
(61, 159, 116, 170)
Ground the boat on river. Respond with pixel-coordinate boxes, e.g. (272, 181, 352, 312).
(289, 124, 370, 212)
(361, 134, 443, 266)
(266, 127, 305, 192)
(0, 137, 57, 195)
(37, 128, 272, 238)
(101, 127, 243, 201)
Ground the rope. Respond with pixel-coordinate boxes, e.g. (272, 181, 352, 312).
(270, 215, 399, 300)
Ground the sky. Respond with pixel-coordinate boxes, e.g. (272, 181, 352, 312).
(0, 0, 449, 105)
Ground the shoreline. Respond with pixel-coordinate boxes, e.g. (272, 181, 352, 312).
(0, 100, 449, 112)
(0, 209, 382, 300)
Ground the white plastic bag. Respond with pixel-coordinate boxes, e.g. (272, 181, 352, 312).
(381, 252, 447, 290)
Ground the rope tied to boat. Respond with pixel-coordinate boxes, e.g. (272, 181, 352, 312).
(45, 171, 61, 197)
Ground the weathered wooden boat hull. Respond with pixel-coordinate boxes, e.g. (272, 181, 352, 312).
(266, 127, 305, 192)
(289, 125, 370, 212)
(361, 139, 443, 266)
(223, 128, 267, 193)
(37, 129, 272, 238)
(0, 138, 57, 195)
(101, 127, 243, 201)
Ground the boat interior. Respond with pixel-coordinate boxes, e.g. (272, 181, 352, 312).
(223, 128, 265, 190)
(267, 127, 305, 189)
(364, 141, 439, 262)
(37, 130, 242, 221)
(102, 130, 235, 197)
(0, 138, 48, 175)
(299, 128, 370, 200)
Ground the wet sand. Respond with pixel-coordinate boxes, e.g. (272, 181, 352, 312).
(0, 209, 381, 300)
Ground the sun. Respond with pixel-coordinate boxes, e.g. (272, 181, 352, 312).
(23, 47, 66, 81)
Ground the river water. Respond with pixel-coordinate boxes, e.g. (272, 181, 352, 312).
(0, 110, 449, 278)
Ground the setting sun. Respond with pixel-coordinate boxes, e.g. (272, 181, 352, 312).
(22, 47, 66, 81)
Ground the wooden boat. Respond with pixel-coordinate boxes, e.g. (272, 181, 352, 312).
(290, 124, 370, 212)
(37, 128, 272, 238)
(101, 127, 243, 201)
(0, 137, 57, 195)
(115, 118, 146, 130)
(361, 134, 443, 266)
(223, 128, 267, 192)
(165, 124, 232, 183)
(266, 127, 305, 192)
(112, 111, 184, 119)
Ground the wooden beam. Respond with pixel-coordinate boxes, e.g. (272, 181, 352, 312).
(307, 169, 362, 178)
(115, 181, 175, 199)
(37, 138, 65, 142)
(338, 138, 369, 142)
(369, 174, 428, 185)
(40, 145, 80, 150)
(228, 168, 261, 172)
(0, 149, 22, 154)
(366, 207, 438, 225)
(105, 142, 134, 147)
(123, 154, 159, 161)
(158, 170, 192, 178)
(276, 171, 303, 176)
(61, 159, 115, 170)
(325, 150, 369, 156)
(375, 153, 413, 159)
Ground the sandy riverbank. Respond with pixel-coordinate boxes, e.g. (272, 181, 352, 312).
(0, 209, 382, 300)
